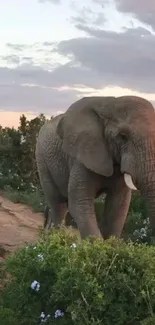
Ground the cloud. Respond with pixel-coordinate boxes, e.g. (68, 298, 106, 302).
(0, 82, 80, 113)
(0, 61, 85, 113)
(1, 15, 155, 115)
(0, 54, 33, 67)
(55, 25, 155, 93)
(6, 43, 30, 51)
(0, 62, 102, 89)
(3, 42, 62, 69)
(114, 0, 155, 30)
(0, 55, 21, 65)
(38, 0, 60, 3)
(70, 4, 106, 28)
(42, 41, 56, 46)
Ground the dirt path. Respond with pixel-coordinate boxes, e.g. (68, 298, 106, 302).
(0, 195, 44, 259)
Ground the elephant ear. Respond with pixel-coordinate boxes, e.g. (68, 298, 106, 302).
(57, 108, 113, 177)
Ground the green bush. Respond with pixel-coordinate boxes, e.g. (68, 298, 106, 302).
(129, 192, 149, 218)
(1, 229, 155, 325)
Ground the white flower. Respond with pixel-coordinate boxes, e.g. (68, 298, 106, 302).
(70, 243, 77, 248)
(133, 226, 147, 239)
(30, 280, 40, 291)
(55, 309, 64, 318)
(40, 312, 51, 323)
(33, 246, 37, 250)
(40, 312, 46, 319)
(38, 254, 44, 261)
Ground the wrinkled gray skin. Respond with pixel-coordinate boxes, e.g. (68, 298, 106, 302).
(35, 95, 155, 240)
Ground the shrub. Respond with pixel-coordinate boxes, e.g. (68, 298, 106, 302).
(1, 229, 155, 324)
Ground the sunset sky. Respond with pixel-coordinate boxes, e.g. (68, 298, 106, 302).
(0, 0, 155, 128)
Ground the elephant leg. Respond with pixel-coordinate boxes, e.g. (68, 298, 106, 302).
(101, 176, 132, 239)
(37, 162, 67, 230)
(68, 164, 102, 239)
(44, 201, 68, 230)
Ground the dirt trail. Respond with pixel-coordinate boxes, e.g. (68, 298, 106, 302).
(0, 195, 44, 260)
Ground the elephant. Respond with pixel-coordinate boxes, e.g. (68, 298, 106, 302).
(35, 95, 155, 240)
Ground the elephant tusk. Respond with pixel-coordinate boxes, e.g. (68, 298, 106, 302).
(124, 173, 137, 191)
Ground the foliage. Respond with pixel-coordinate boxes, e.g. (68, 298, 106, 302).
(1, 229, 155, 324)
(0, 113, 50, 191)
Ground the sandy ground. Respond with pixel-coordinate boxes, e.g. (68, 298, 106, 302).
(0, 195, 44, 260)
(0, 195, 79, 261)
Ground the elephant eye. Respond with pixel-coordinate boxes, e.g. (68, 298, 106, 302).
(120, 133, 128, 141)
(117, 132, 128, 144)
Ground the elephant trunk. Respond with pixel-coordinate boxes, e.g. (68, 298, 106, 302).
(142, 194, 155, 233)
(139, 181, 155, 239)
(122, 135, 155, 236)
(136, 136, 155, 236)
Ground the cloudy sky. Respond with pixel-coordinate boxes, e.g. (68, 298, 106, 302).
(1, 0, 155, 127)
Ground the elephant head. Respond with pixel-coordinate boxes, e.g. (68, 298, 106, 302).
(57, 95, 155, 236)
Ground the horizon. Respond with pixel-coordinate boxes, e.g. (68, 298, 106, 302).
(0, 0, 155, 127)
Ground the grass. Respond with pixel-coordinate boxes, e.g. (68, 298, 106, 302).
(1, 187, 45, 213)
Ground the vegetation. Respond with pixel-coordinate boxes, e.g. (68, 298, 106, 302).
(0, 113, 47, 192)
(1, 229, 155, 325)
(0, 114, 155, 324)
